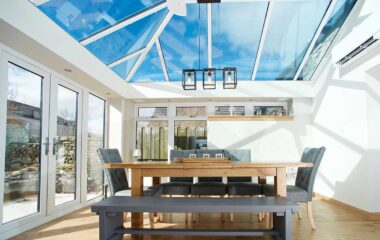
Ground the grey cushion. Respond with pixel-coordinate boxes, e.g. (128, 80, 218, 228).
(161, 182, 192, 195)
(262, 184, 309, 202)
(224, 149, 251, 162)
(191, 182, 226, 195)
(97, 148, 129, 196)
(195, 149, 224, 158)
(170, 150, 196, 161)
(227, 182, 262, 196)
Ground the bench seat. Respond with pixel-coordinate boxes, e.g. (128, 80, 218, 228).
(91, 196, 298, 240)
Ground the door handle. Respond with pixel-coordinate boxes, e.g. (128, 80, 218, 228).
(52, 137, 58, 156)
(43, 137, 50, 155)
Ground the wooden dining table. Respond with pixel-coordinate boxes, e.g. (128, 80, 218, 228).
(104, 161, 313, 230)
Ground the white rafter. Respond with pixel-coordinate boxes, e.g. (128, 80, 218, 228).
(126, 12, 174, 82)
(30, 0, 50, 6)
(292, 0, 338, 81)
(251, 1, 273, 80)
(156, 40, 169, 81)
(107, 47, 146, 68)
(80, 1, 168, 46)
(207, 3, 212, 68)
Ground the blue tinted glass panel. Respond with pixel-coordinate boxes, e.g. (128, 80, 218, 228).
(36, 0, 164, 41)
(298, 0, 357, 80)
(112, 55, 139, 79)
(86, 8, 168, 65)
(160, 4, 207, 81)
(212, 2, 268, 80)
(256, 0, 330, 80)
(130, 44, 166, 82)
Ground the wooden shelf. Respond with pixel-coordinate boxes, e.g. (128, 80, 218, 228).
(208, 115, 294, 121)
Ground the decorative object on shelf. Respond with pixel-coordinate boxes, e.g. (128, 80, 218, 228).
(215, 153, 224, 158)
(189, 153, 197, 158)
(133, 149, 141, 161)
(182, 3, 237, 90)
(254, 106, 285, 116)
(203, 153, 210, 158)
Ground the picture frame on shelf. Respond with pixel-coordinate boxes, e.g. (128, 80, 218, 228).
(254, 106, 285, 116)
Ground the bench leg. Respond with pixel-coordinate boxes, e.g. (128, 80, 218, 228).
(273, 209, 292, 240)
(99, 212, 124, 240)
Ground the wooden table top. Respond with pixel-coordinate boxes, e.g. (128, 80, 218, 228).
(104, 161, 313, 169)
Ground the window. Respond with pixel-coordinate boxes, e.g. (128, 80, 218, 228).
(176, 106, 207, 117)
(86, 94, 106, 200)
(175, 121, 207, 150)
(138, 107, 167, 118)
(215, 106, 245, 116)
(136, 120, 168, 160)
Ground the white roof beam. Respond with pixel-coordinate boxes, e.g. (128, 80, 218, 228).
(293, 0, 338, 81)
(126, 12, 174, 82)
(30, 0, 50, 6)
(156, 40, 170, 81)
(251, 1, 273, 80)
(80, 1, 168, 46)
(107, 47, 146, 68)
(207, 3, 212, 68)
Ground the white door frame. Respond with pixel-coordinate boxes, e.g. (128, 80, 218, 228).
(46, 76, 83, 215)
(0, 51, 50, 233)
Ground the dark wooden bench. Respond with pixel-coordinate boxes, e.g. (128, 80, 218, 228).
(91, 196, 299, 240)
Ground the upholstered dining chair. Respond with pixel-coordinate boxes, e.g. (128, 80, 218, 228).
(262, 146, 326, 229)
(97, 148, 160, 227)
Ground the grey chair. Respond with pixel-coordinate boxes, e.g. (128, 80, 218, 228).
(262, 147, 326, 229)
(97, 148, 159, 227)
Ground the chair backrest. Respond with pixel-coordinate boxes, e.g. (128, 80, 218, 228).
(97, 148, 129, 196)
(170, 177, 194, 183)
(227, 177, 252, 183)
(198, 177, 223, 182)
(295, 147, 326, 200)
(224, 149, 251, 162)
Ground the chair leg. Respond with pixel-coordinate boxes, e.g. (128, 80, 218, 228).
(185, 195, 188, 223)
(124, 212, 128, 222)
(307, 201, 316, 230)
(297, 211, 302, 220)
(192, 195, 200, 223)
(229, 195, 234, 222)
(149, 213, 155, 228)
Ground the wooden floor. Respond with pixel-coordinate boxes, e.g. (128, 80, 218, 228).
(10, 199, 380, 240)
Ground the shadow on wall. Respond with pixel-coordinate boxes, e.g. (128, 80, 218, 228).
(311, 0, 380, 212)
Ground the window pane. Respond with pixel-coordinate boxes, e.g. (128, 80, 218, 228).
(215, 106, 245, 116)
(138, 107, 167, 118)
(212, 2, 268, 80)
(160, 4, 208, 81)
(298, 0, 357, 80)
(86, 8, 168, 64)
(176, 106, 206, 117)
(36, 0, 165, 41)
(130, 44, 166, 83)
(256, 0, 330, 80)
(87, 94, 105, 201)
(136, 121, 168, 160)
(3, 63, 43, 223)
(175, 121, 207, 150)
(55, 86, 78, 206)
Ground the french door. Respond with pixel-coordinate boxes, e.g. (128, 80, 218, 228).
(0, 53, 82, 231)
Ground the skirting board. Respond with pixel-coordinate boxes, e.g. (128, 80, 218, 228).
(313, 192, 380, 221)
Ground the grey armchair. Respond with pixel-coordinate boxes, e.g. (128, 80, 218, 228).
(262, 146, 326, 229)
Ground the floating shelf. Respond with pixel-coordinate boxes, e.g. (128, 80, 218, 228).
(208, 115, 295, 121)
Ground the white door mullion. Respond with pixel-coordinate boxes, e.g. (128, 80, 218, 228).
(207, 3, 212, 68)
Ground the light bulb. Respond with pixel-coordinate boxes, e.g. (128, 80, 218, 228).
(227, 71, 233, 83)
(186, 73, 193, 84)
(207, 72, 213, 83)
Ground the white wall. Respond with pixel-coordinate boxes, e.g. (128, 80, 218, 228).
(311, 0, 380, 213)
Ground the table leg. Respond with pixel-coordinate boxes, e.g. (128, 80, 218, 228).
(275, 167, 287, 197)
(152, 177, 160, 218)
(131, 169, 143, 238)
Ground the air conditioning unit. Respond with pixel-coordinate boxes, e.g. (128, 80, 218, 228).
(337, 30, 379, 65)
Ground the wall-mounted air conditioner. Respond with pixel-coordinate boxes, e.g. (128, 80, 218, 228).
(337, 30, 379, 65)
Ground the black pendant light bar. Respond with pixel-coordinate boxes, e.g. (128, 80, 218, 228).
(182, 68, 237, 90)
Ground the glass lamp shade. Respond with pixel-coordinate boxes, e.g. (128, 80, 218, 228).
(223, 67, 237, 89)
(202, 68, 216, 90)
(133, 149, 141, 158)
(182, 69, 197, 90)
